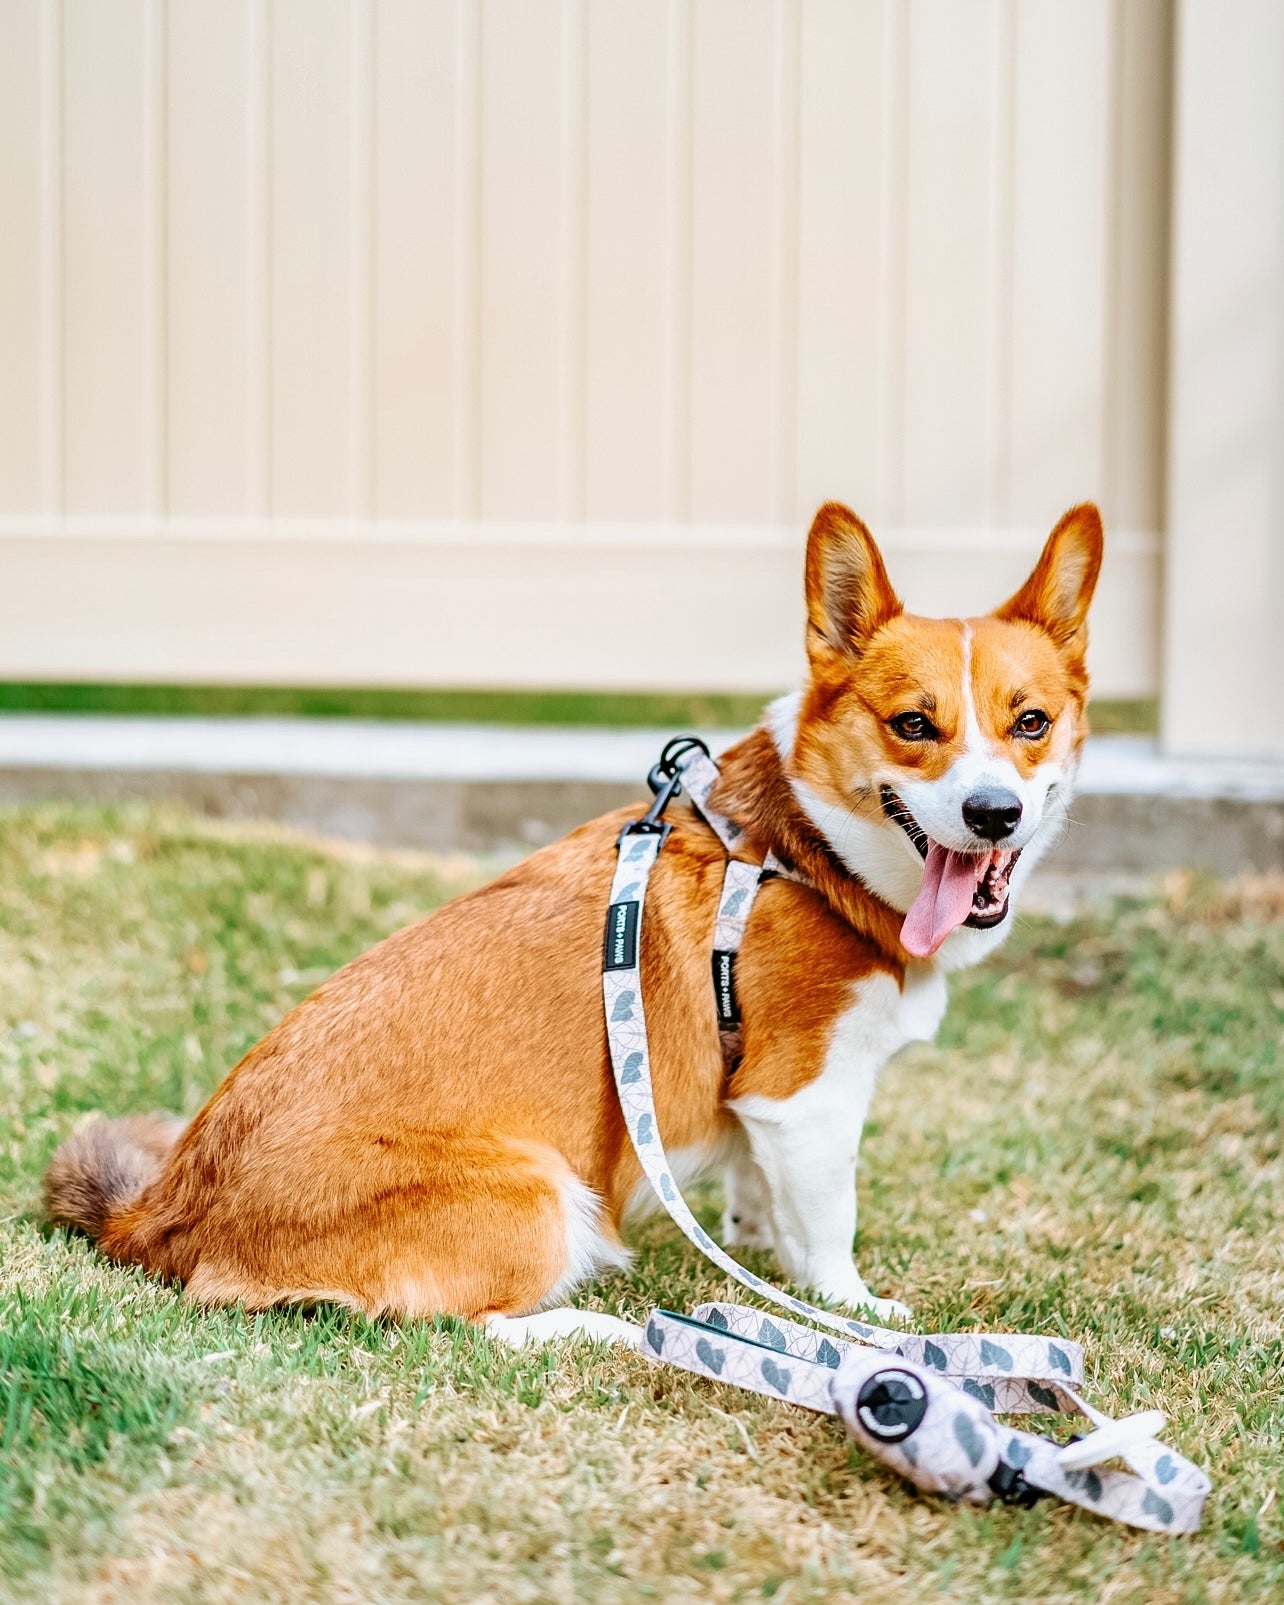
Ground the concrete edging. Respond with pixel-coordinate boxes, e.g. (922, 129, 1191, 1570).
(0, 717, 1281, 872)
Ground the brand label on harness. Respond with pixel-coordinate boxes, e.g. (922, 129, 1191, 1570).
(711, 948, 740, 1025)
(603, 900, 640, 971)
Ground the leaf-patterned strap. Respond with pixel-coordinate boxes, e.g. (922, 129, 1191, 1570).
(692, 1302, 1084, 1416)
(674, 748, 746, 853)
(603, 823, 1088, 1384)
(643, 1307, 1211, 1533)
(605, 831, 905, 1348)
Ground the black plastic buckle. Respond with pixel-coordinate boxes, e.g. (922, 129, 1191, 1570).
(987, 1460, 1048, 1508)
(649, 735, 711, 791)
(616, 736, 712, 852)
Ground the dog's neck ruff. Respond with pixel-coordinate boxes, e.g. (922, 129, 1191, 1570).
(598, 738, 1210, 1532)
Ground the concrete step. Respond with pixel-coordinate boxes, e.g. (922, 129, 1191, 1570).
(0, 714, 1280, 872)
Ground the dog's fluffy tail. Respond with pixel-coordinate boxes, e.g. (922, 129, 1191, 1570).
(43, 1114, 185, 1241)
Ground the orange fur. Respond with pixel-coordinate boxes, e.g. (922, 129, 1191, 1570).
(45, 501, 1103, 1324)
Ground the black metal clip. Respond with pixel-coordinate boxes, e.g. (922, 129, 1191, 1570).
(987, 1459, 1048, 1508)
(617, 735, 712, 851)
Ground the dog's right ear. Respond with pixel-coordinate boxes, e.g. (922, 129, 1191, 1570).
(804, 502, 901, 663)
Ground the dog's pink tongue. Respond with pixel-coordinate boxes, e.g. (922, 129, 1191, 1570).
(901, 844, 985, 958)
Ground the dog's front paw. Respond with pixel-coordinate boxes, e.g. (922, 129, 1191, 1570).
(810, 1271, 912, 1324)
(851, 1293, 912, 1324)
(721, 1208, 773, 1252)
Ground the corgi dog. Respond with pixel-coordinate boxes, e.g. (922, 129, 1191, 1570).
(45, 502, 1102, 1345)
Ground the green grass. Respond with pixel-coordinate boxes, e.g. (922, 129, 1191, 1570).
(1, 805, 1279, 1603)
(0, 682, 775, 729)
(0, 682, 1158, 734)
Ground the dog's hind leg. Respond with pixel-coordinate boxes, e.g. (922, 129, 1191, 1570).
(483, 1174, 639, 1348)
(174, 1134, 631, 1327)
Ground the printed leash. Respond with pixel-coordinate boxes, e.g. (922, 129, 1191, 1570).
(601, 740, 1211, 1532)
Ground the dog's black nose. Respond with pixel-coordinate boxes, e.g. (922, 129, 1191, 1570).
(962, 787, 1023, 841)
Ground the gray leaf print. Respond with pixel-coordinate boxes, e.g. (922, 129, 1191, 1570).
(980, 1339, 1013, 1372)
(695, 1338, 725, 1375)
(611, 992, 636, 1022)
(757, 1319, 787, 1352)
(1048, 1343, 1073, 1375)
(619, 1051, 644, 1084)
(760, 1358, 791, 1395)
(953, 1412, 986, 1468)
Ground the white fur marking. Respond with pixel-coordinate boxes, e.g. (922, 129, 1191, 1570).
(721, 1129, 775, 1251)
(765, 689, 802, 762)
(486, 1309, 643, 1348)
(730, 972, 911, 1319)
(958, 623, 988, 757)
(537, 1175, 631, 1311)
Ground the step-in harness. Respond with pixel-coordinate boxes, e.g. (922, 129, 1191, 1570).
(601, 737, 1210, 1531)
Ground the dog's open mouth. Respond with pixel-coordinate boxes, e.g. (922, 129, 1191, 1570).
(880, 787, 1021, 957)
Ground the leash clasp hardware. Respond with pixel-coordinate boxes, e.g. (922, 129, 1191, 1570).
(616, 736, 712, 852)
(986, 1459, 1047, 1509)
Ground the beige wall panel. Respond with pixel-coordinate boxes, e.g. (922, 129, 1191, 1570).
(901, 0, 998, 524)
(688, 0, 776, 520)
(374, 0, 460, 517)
(167, 0, 254, 514)
(582, 2, 668, 520)
(1164, 0, 1284, 757)
(478, 0, 564, 518)
(0, 523, 1157, 697)
(795, 0, 887, 523)
(0, 2, 44, 512)
(271, 0, 356, 514)
(63, 1, 152, 514)
(886, 529, 1160, 699)
(1104, 0, 1172, 534)
(0, 1, 1171, 699)
(1007, 0, 1111, 523)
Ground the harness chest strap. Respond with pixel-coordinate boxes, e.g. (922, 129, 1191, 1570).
(600, 742, 1211, 1532)
(676, 747, 787, 1056)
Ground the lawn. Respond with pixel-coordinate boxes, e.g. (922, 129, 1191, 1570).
(1, 804, 1280, 1603)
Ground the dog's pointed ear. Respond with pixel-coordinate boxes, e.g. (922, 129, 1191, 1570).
(995, 503, 1104, 648)
(804, 502, 901, 662)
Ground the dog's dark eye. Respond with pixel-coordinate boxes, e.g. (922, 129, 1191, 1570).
(1014, 709, 1051, 739)
(889, 711, 939, 742)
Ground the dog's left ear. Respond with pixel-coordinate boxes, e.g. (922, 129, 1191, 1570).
(995, 503, 1104, 648)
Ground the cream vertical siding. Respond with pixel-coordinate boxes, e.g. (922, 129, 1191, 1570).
(0, 0, 1176, 698)
(1163, 0, 1284, 759)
